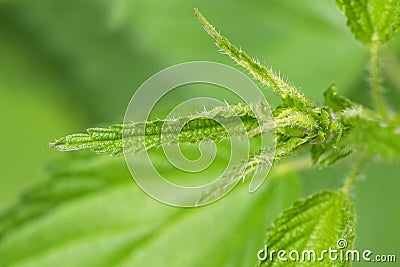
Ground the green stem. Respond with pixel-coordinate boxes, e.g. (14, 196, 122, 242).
(369, 44, 388, 118)
(194, 8, 315, 108)
(341, 155, 369, 195)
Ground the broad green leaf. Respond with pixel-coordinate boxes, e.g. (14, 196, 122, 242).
(258, 191, 356, 267)
(336, 0, 400, 45)
(0, 153, 301, 267)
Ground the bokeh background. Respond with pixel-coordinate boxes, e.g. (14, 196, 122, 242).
(0, 0, 399, 266)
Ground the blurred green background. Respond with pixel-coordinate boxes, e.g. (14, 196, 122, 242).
(0, 0, 399, 266)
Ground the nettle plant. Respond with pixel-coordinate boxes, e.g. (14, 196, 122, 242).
(1, 1, 399, 267)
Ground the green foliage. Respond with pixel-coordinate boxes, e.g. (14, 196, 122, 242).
(0, 154, 300, 267)
(258, 191, 355, 266)
(2, 1, 400, 266)
(336, 0, 400, 45)
(0, 154, 128, 239)
(50, 9, 400, 170)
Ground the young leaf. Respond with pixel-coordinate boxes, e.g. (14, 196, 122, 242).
(49, 103, 264, 156)
(258, 191, 356, 266)
(323, 83, 354, 112)
(336, 0, 400, 45)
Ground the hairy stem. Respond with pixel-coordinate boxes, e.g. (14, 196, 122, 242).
(341, 155, 369, 195)
(194, 8, 315, 108)
(369, 44, 388, 118)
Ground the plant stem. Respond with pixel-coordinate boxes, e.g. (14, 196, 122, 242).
(194, 8, 315, 108)
(369, 44, 388, 118)
(341, 155, 369, 195)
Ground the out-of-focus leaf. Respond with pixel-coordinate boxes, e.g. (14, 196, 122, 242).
(0, 153, 301, 267)
(0, 20, 85, 209)
(336, 0, 400, 45)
